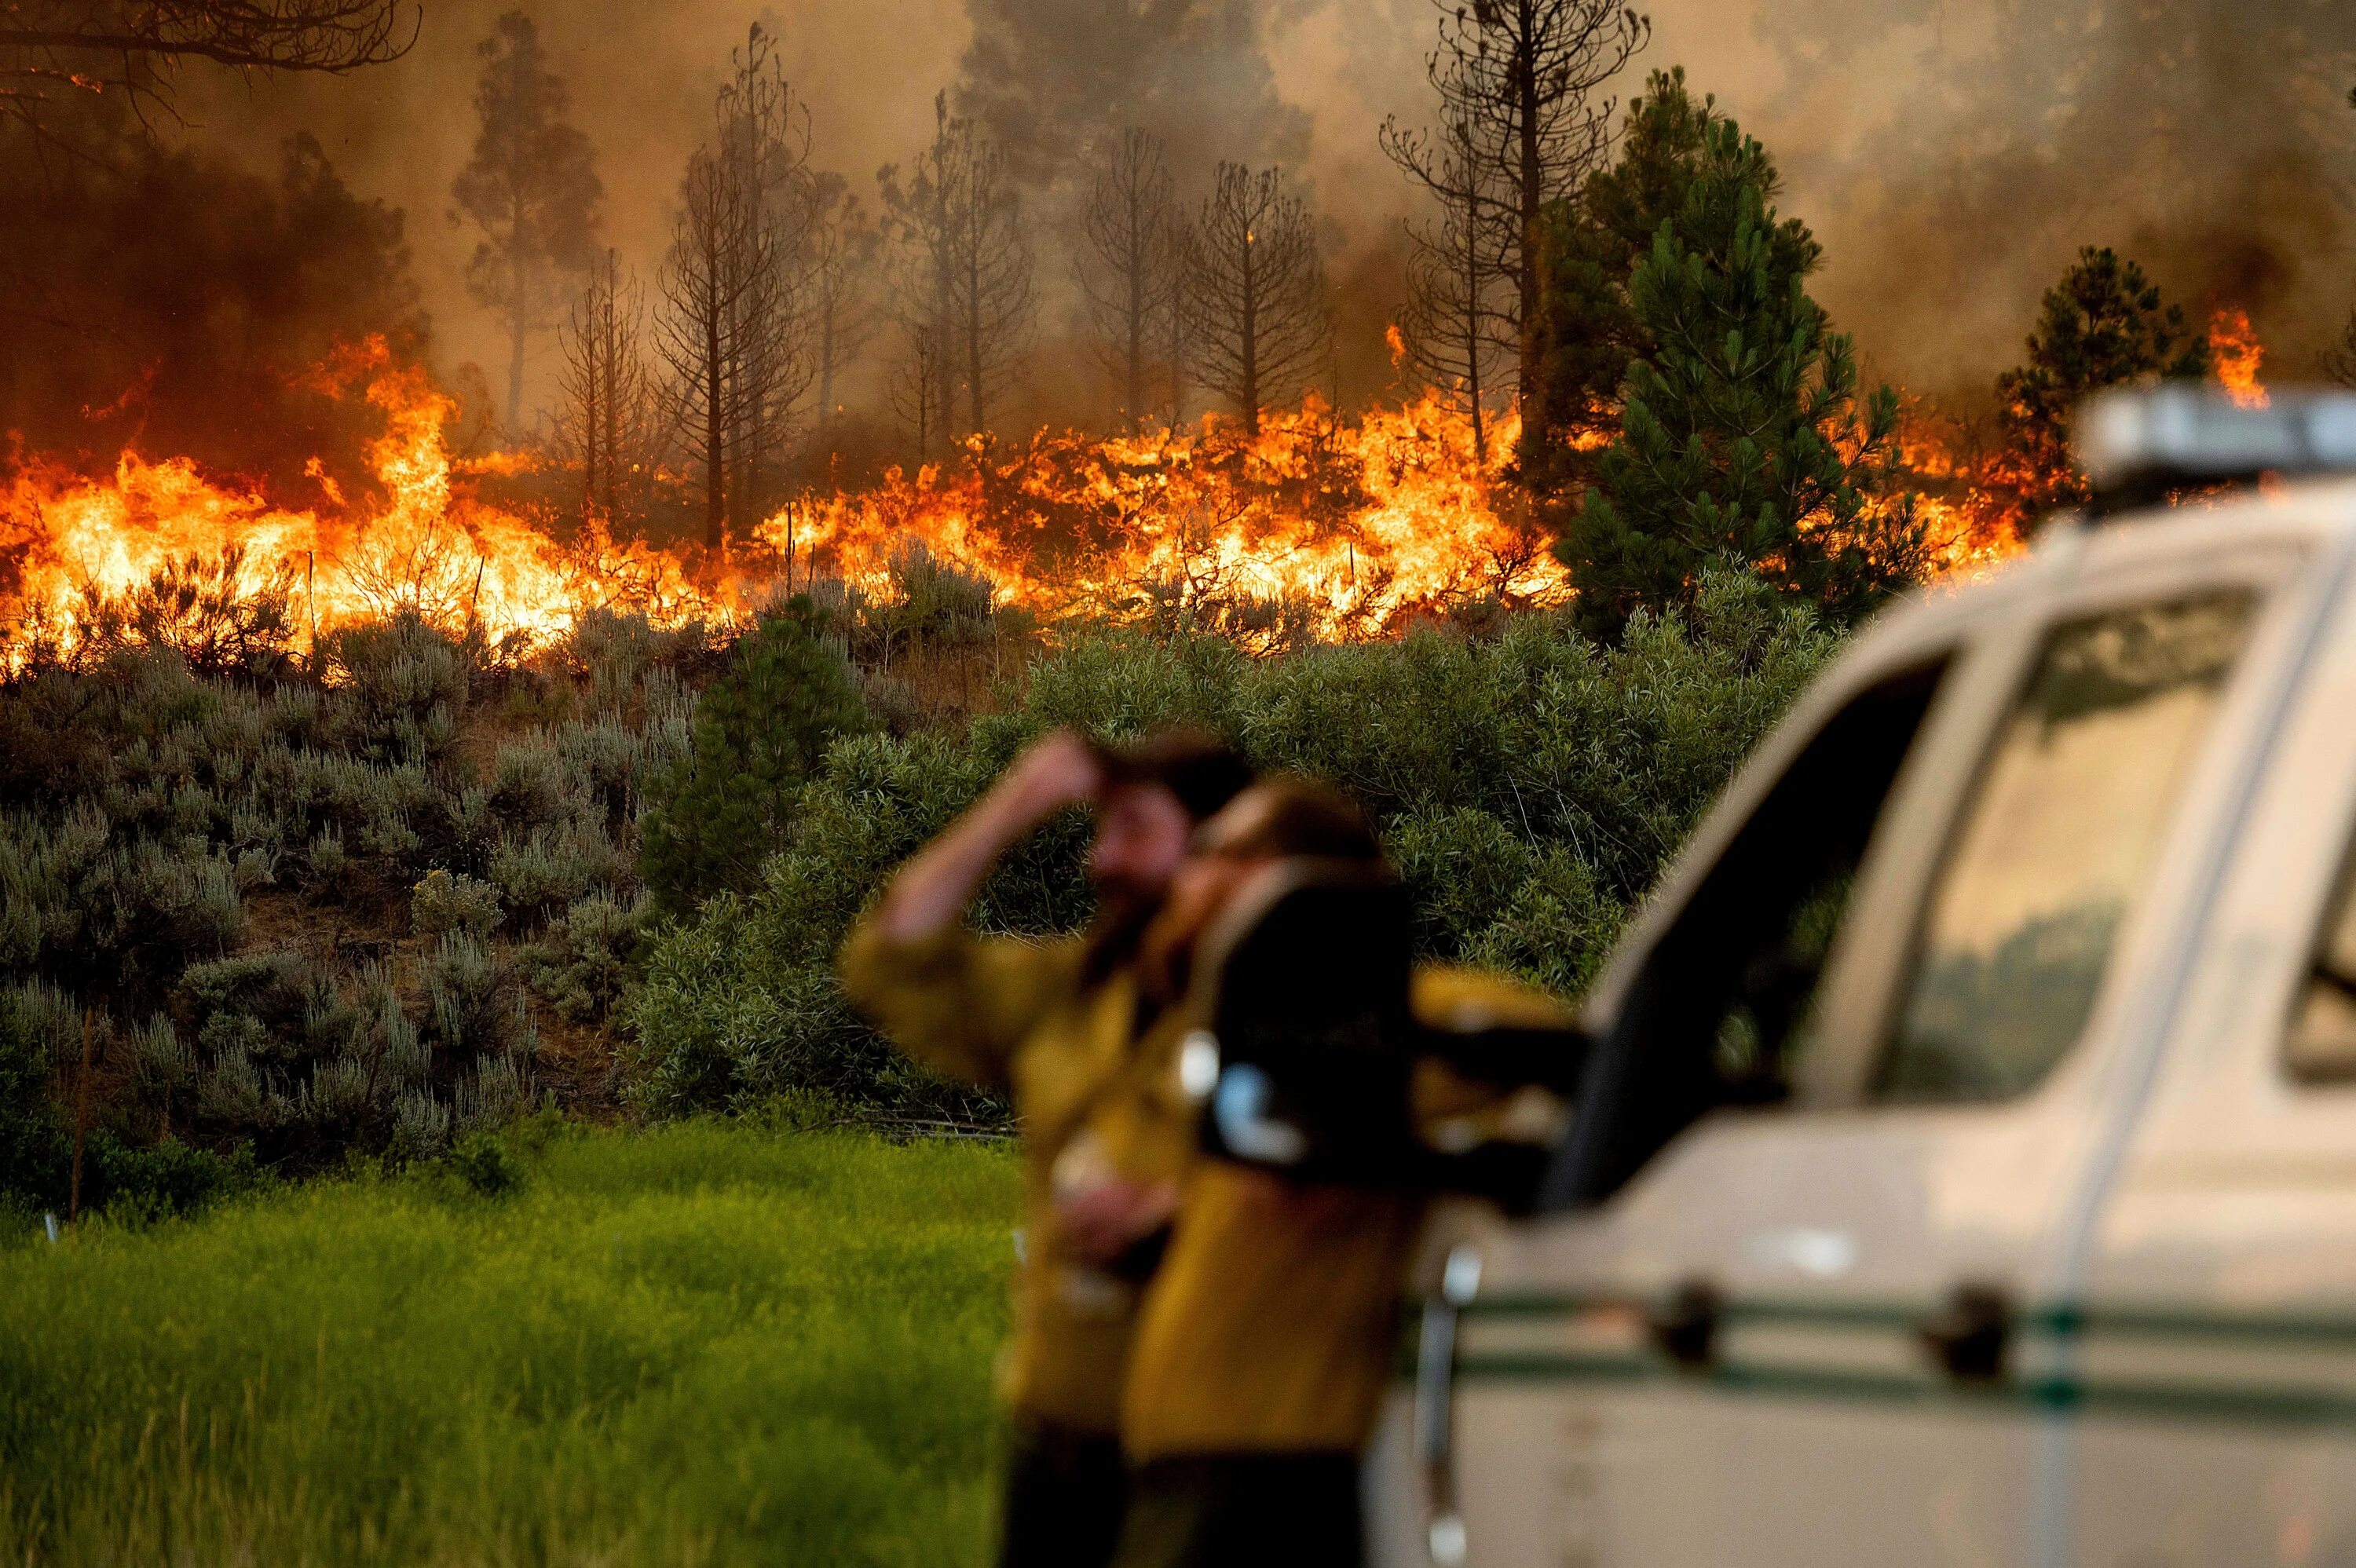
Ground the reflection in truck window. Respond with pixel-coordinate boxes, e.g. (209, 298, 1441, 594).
(2288, 851, 2356, 1081)
(1877, 594, 2256, 1105)
(1544, 657, 1950, 1209)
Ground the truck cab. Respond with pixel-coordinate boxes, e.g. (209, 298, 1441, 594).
(1370, 391, 2356, 1568)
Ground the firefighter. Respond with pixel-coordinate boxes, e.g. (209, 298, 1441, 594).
(1112, 777, 1574, 1568)
(838, 728, 1253, 1568)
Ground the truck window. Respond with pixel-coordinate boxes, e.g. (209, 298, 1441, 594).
(1542, 657, 1951, 1209)
(2286, 857, 2356, 1081)
(1875, 593, 2256, 1105)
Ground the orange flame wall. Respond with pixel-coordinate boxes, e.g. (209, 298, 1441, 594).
(765, 395, 1557, 638)
(2, 342, 1552, 665)
(0, 313, 2288, 671)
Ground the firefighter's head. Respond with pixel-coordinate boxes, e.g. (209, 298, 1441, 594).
(1085, 729, 1255, 901)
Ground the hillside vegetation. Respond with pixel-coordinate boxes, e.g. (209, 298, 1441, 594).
(0, 550, 1836, 1223)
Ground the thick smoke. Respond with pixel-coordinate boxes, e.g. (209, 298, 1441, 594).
(957, 0, 1309, 190)
(0, 120, 426, 485)
(20, 0, 2356, 451)
(1745, 0, 2356, 399)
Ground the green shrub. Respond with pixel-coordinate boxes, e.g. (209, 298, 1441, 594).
(521, 890, 652, 1022)
(488, 741, 566, 828)
(1462, 848, 1627, 999)
(424, 931, 534, 1064)
(638, 599, 869, 912)
(1388, 806, 1548, 959)
(318, 612, 469, 762)
(85, 1132, 265, 1224)
(0, 981, 75, 1211)
(627, 575, 1838, 1120)
(447, 1130, 521, 1197)
(487, 820, 627, 923)
(411, 869, 504, 939)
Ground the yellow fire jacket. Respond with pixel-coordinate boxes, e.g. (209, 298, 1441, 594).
(1119, 965, 1575, 1460)
(837, 919, 1194, 1437)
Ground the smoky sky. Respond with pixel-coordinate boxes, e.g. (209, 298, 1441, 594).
(164, 0, 2356, 426)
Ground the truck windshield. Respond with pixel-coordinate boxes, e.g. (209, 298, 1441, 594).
(1875, 592, 2256, 1103)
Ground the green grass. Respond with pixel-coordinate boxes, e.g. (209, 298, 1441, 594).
(0, 1121, 1021, 1566)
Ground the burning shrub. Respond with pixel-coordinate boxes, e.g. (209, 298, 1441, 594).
(65, 547, 303, 681)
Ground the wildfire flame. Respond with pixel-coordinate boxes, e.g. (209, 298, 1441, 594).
(1, 338, 715, 671)
(2, 341, 1553, 669)
(2208, 307, 2268, 409)
(767, 393, 1557, 643)
(8, 310, 2285, 674)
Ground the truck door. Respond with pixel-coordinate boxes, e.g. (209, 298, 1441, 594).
(2072, 538, 2356, 1568)
(1386, 565, 2284, 1568)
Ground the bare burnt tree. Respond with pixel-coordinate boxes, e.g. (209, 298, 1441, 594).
(1165, 204, 1195, 427)
(451, 10, 602, 433)
(655, 26, 814, 553)
(805, 172, 878, 471)
(717, 24, 817, 529)
(880, 97, 957, 461)
(726, 27, 820, 524)
(941, 108, 1031, 437)
(656, 143, 785, 551)
(558, 249, 657, 526)
(2, 0, 416, 152)
(880, 93, 1033, 448)
(1386, 0, 1650, 411)
(1186, 162, 1329, 436)
(1075, 126, 1180, 429)
(889, 320, 946, 460)
(1384, 105, 1511, 459)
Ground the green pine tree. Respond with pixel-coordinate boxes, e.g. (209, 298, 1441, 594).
(639, 598, 869, 912)
(1519, 69, 1722, 497)
(1556, 115, 1923, 641)
(1987, 247, 2210, 536)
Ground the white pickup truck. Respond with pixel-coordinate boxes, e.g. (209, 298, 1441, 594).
(1370, 390, 2356, 1568)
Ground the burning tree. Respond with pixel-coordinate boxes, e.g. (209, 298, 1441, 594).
(1559, 115, 1922, 640)
(1389, 0, 1651, 419)
(655, 27, 816, 551)
(557, 250, 658, 528)
(449, 11, 603, 434)
(880, 95, 1035, 452)
(1075, 127, 1184, 431)
(1985, 247, 2208, 538)
(1186, 163, 1330, 436)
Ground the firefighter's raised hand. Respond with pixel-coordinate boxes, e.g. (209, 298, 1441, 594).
(987, 730, 1106, 824)
(872, 729, 1104, 943)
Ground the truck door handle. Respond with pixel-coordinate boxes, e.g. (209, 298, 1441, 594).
(1416, 1245, 1481, 1566)
(1916, 1283, 2012, 1383)
(1644, 1279, 1722, 1369)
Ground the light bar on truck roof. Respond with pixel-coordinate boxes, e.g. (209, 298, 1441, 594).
(2077, 385, 2356, 493)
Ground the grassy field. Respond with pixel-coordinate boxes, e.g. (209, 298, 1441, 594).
(0, 1121, 1021, 1567)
